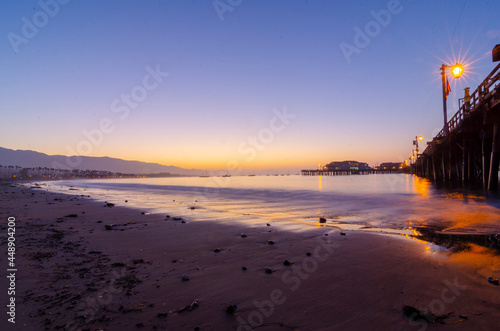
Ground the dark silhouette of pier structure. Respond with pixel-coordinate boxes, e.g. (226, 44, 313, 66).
(411, 60, 500, 190)
(301, 161, 403, 176)
(301, 169, 378, 176)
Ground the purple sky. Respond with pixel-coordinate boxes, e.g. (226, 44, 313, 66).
(1, 0, 499, 172)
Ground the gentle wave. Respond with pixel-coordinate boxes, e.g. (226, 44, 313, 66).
(44, 174, 500, 235)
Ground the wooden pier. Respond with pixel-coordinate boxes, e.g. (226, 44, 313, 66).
(411, 62, 500, 190)
(301, 169, 401, 176)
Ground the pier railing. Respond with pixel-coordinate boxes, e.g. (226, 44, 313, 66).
(422, 62, 500, 156)
(437, 62, 500, 138)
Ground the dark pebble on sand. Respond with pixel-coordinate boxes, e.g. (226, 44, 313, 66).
(266, 223, 271, 226)
(182, 274, 190, 281)
(225, 305, 237, 314)
(181, 220, 186, 223)
(264, 267, 273, 274)
(340, 232, 346, 236)
(306, 252, 311, 256)
(319, 217, 326, 223)
(165, 215, 170, 219)
(268, 240, 275, 245)
(283, 259, 291, 266)
(488, 277, 499, 285)
(241, 233, 247, 238)
(242, 266, 247, 271)
(64, 214, 78, 218)
(214, 248, 221, 253)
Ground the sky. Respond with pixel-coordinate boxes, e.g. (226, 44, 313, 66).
(1, 0, 499, 173)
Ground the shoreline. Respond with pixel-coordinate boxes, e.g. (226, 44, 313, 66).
(28, 178, 500, 254)
(1, 182, 499, 330)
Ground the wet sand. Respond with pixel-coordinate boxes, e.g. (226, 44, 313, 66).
(1, 182, 499, 330)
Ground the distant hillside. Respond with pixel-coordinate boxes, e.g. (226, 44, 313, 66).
(0, 147, 201, 175)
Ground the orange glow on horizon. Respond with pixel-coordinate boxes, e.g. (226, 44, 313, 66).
(29, 144, 408, 173)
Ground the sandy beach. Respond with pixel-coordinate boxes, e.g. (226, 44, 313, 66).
(1, 182, 499, 331)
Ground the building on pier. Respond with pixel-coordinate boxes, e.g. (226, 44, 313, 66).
(325, 160, 371, 171)
(378, 162, 404, 171)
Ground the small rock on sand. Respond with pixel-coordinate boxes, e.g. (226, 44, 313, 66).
(488, 277, 499, 285)
(225, 305, 237, 314)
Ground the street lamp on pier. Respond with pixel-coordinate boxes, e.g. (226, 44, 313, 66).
(441, 63, 464, 135)
(413, 136, 423, 157)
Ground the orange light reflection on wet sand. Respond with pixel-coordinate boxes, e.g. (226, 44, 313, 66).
(446, 244, 500, 279)
(403, 226, 438, 255)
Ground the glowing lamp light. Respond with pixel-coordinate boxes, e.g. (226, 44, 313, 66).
(451, 63, 463, 78)
(418, 136, 423, 141)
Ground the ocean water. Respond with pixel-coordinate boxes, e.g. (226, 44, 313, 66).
(43, 174, 500, 235)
